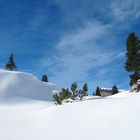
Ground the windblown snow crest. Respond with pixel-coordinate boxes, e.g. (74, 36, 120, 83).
(0, 69, 58, 101)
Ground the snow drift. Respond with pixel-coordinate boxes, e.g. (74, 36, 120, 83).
(1, 70, 140, 140)
(0, 69, 58, 101)
(0, 91, 140, 140)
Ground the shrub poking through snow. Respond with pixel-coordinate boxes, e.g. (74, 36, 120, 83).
(53, 82, 88, 104)
(83, 83, 88, 96)
(53, 94, 62, 105)
(78, 83, 88, 100)
(53, 88, 72, 105)
(112, 85, 119, 95)
(41, 75, 48, 82)
(95, 86, 101, 96)
(71, 82, 77, 100)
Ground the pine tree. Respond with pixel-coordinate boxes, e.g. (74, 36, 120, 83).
(5, 53, 17, 71)
(53, 94, 62, 105)
(112, 85, 119, 95)
(95, 86, 101, 96)
(83, 83, 88, 96)
(125, 32, 139, 72)
(53, 88, 72, 104)
(129, 73, 139, 86)
(136, 43, 140, 77)
(124, 32, 140, 85)
(59, 88, 72, 100)
(71, 82, 77, 100)
(41, 75, 48, 82)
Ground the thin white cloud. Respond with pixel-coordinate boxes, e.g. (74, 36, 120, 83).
(37, 0, 138, 91)
(40, 21, 124, 87)
(110, 0, 140, 21)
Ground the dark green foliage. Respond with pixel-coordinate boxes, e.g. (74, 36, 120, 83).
(53, 82, 88, 104)
(78, 90, 85, 100)
(82, 83, 88, 96)
(41, 75, 48, 82)
(53, 94, 62, 105)
(71, 82, 77, 99)
(125, 32, 139, 72)
(77, 83, 88, 100)
(129, 73, 139, 86)
(60, 88, 72, 100)
(112, 85, 119, 95)
(5, 53, 17, 71)
(124, 32, 140, 85)
(53, 88, 72, 105)
(136, 43, 140, 75)
(95, 86, 101, 96)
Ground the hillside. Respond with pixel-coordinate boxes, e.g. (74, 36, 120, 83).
(0, 69, 58, 101)
(0, 90, 140, 140)
(0, 70, 140, 140)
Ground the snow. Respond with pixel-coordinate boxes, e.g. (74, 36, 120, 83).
(0, 70, 140, 140)
(1, 91, 140, 140)
(0, 69, 58, 101)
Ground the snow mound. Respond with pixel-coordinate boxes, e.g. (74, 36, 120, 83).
(0, 69, 58, 101)
(0, 91, 140, 140)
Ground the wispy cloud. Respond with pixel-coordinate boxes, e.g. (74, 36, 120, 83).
(40, 21, 124, 89)
(1, 0, 136, 93)
(37, 0, 140, 92)
(110, 0, 140, 21)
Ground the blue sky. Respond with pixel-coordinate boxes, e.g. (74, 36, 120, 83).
(0, 0, 140, 94)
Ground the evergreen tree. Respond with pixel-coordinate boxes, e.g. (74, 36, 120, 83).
(41, 75, 48, 82)
(125, 33, 139, 72)
(112, 85, 119, 95)
(82, 83, 88, 96)
(53, 88, 72, 104)
(136, 43, 140, 76)
(71, 82, 77, 99)
(78, 90, 85, 100)
(59, 88, 72, 100)
(124, 32, 140, 85)
(95, 86, 101, 96)
(129, 73, 139, 86)
(53, 94, 62, 105)
(5, 53, 17, 71)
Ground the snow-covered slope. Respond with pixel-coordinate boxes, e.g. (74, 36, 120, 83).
(0, 69, 140, 140)
(0, 69, 58, 101)
(0, 91, 140, 140)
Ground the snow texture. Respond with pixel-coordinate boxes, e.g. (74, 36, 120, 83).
(0, 69, 58, 101)
(0, 70, 140, 140)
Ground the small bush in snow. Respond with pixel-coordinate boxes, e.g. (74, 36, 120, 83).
(95, 86, 101, 96)
(53, 94, 62, 105)
(112, 85, 119, 95)
(83, 83, 88, 96)
(53, 82, 88, 105)
(71, 82, 77, 100)
(53, 88, 72, 105)
(41, 75, 48, 82)
(77, 83, 88, 100)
